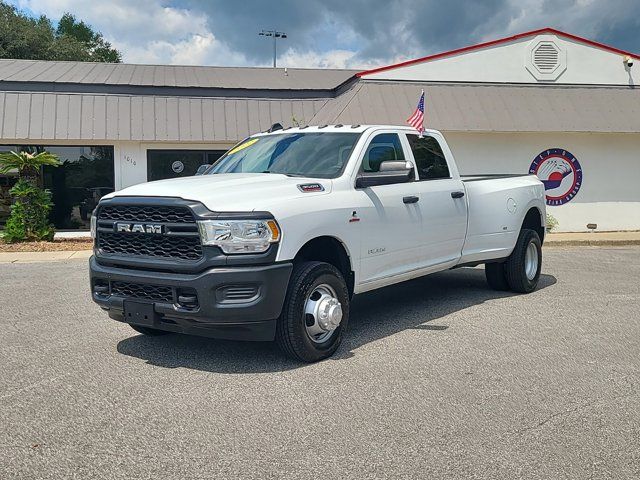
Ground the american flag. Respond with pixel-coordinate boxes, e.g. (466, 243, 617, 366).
(406, 90, 425, 133)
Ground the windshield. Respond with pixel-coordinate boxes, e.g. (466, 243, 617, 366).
(207, 132, 360, 179)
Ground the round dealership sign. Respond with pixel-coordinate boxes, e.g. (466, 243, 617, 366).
(529, 148, 582, 206)
(171, 160, 185, 174)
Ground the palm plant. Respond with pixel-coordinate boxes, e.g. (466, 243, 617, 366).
(0, 150, 60, 184)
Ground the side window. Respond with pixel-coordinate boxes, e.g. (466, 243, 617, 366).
(407, 135, 450, 180)
(361, 133, 405, 172)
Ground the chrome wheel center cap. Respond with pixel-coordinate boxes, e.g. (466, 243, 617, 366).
(304, 284, 343, 343)
(317, 295, 342, 331)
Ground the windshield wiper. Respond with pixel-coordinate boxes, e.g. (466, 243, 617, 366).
(261, 170, 306, 177)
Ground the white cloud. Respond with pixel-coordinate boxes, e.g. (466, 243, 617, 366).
(274, 48, 417, 70)
(14, 0, 252, 66)
(123, 33, 250, 66)
(276, 49, 358, 69)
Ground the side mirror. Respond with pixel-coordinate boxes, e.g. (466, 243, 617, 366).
(379, 161, 410, 172)
(355, 161, 414, 188)
(195, 164, 211, 176)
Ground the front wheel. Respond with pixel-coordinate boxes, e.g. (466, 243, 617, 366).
(276, 261, 349, 363)
(505, 229, 542, 293)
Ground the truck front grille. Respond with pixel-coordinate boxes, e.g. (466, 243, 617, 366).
(111, 281, 174, 303)
(96, 204, 203, 262)
(98, 232, 202, 260)
(107, 280, 199, 307)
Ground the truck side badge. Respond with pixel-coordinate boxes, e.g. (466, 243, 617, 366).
(349, 211, 360, 223)
(297, 183, 324, 192)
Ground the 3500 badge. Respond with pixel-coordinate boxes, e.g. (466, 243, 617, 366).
(529, 149, 583, 206)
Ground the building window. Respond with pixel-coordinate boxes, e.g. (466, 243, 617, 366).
(0, 145, 115, 230)
(147, 150, 227, 182)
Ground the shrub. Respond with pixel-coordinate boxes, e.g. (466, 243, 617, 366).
(2, 181, 55, 242)
(546, 213, 559, 232)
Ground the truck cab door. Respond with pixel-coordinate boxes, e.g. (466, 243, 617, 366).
(354, 132, 425, 285)
(404, 132, 467, 267)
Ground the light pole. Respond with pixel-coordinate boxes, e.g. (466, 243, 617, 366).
(259, 29, 287, 68)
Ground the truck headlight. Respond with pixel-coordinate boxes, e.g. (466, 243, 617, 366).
(90, 214, 97, 239)
(197, 219, 280, 254)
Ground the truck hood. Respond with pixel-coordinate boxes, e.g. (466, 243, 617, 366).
(104, 173, 331, 212)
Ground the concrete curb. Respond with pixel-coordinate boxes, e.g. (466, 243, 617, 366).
(545, 240, 640, 247)
(544, 231, 640, 247)
(0, 250, 92, 263)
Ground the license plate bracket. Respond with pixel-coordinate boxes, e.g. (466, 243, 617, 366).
(124, 301, 157, 326)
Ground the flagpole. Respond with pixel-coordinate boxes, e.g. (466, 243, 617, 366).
(419, 89, 425, 138)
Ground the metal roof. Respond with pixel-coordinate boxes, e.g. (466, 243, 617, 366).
(310, 81, 640, 133)
(0, 91, 327, 142)
(0, 59, 357, 90)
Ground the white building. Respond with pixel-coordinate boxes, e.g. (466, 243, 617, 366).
(1, 28, 639, 232)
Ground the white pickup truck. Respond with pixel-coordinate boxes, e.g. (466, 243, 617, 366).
(90, 125, 546, 362)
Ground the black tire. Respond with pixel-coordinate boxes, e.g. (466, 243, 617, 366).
(505, 229, 542, 293)
(129, 324, 170, 336)
(485, 262, 509, 291)
(276, 261, 349, 363)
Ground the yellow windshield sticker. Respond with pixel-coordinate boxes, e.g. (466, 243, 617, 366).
(227, 138, 259, 155)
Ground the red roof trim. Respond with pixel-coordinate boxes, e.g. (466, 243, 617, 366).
(357, 27, 640, 77)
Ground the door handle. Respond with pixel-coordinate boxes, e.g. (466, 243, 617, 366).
(451, 191, 465, 199)
(403, 195, 419, 204)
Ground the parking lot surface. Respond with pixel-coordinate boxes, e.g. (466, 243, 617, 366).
(1, 246, 639, 479)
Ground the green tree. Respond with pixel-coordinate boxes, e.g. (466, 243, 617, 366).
(56, 13, 121, 63)
(0, 2, 121, 62)
(0, 151, 60, 242)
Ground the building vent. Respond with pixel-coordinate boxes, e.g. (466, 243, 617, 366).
(533, 43, 559, 71)
(525, 36, 566, 81)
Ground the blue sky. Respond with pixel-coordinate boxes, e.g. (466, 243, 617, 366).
(10, 0, 640, 68)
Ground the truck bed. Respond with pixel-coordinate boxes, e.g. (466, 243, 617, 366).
(459, 174, 545, 265)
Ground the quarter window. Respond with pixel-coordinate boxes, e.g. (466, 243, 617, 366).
(361, 133, 405, 173)
(407, 135, 450, 180)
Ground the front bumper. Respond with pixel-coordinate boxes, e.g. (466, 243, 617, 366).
(89, 256, 292, 341)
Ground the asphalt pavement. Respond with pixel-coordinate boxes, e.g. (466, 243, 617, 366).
(1, 247, 639, 479)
